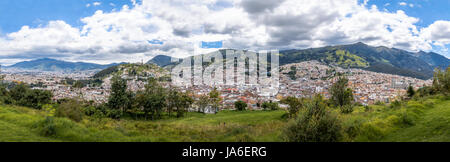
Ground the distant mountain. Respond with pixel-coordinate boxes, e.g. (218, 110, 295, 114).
(147, 43, 449, 80)
(6, 58, 123, 72)
(412, 51, 450, 70)
(279, 42, 443, 79)
(146, 55, 175, 67)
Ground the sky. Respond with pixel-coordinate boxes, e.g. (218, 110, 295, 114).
(0, 0, 449, 65)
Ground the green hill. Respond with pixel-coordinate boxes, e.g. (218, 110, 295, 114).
(92, 63, 169, 79)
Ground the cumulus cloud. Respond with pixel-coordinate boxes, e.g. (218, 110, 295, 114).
(0, 0, 449, 65)
(421, 20, 450, 45)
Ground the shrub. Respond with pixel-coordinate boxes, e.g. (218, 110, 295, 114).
(261, 101, 279, 111)
(340, 104, 354, 114)
(374, 101, 385, 106)
(283, 95, 342, 142)
(390, 100, 402, 109)
(56, 100, 84, 122)
(36, 117, 57, 137)
(234, 100, 247, 111)
(364, 105, 372, 112)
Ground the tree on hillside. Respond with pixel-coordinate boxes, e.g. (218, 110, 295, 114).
(107, 76, 131, 118)
(281, 96, 302, 118)
(330, 76, 354, 112)
(407, 85, 415, 98)
(234, 100, 247, 111)
(174, 92, 194, 118)
(432, 67, 450, 95)
(166, 88, 178, 117)
(283, 94, 342, 142)
(209, 88, 222, 114)
(137, 78, 167, 120)
(197, 95, 209, 113)
(0, 83, 11, 104)
(9, 84, 28, 103)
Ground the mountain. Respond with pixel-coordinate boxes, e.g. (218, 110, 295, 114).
(6, 58, 123, 72)
(146, 55, 175, 67)
(148, 43, 449, 80)
(279, 42, 442, 79)
(412, 51, 450, 70)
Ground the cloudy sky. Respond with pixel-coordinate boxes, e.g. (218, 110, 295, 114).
(0, 0, 450, 65)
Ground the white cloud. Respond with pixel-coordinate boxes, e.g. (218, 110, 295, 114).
(93, 2, 101, 6)
(86, 4, 91, 8)
(421, 20, 450, 45)
(0, 0, 449, 65)
(399, 2, 407, 6)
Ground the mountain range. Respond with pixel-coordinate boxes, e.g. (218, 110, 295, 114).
(148, 42, 449, 80)
(4, 43, 449, 79)
(4, 58, 124, 72)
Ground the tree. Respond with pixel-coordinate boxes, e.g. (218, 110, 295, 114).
(9, 84, 52, 109)
(10, 83, 28, 103)
(137, 78, 167, 120)
(73, 80, 84, 98)
(107, 76, 131, 118)
(283, 95, 342, 142)
(432, 67, 450, 95)
(281, 96, 302, 118)
(234, 100, 247, 111)
(0, 83, 11, 104)
(209, 88, 222, 114)
(407, 85, 415, 98)
(330, 76, 354, 108)
(197, 95, 209, 113)
(166, 88, 178, 117)
(175, 92, 194, 118)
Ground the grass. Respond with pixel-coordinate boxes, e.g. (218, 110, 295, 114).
(0, 96, 448, 142)
(339, 96, 450, 142)
(0, 105, 287, 142)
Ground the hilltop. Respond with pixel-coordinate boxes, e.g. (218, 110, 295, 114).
(92, 63, 170, 80)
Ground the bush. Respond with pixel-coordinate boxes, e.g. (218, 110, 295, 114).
(56, 100, 84, 122)
(234, 101, 247, 111)
(9, 84, 53, 109)
(340, 104, 354, 114)
(283, 95, 342, 142)
(364, 105, 372, 112)
(261, 101, 279, 111)
(390, 100, 402, 109)
(36, 117, 57, 137)
(374, 101, 385, 106)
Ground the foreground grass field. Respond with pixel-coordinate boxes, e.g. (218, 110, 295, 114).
(0, 95, 448, 142)
(0, 105, 287, 142)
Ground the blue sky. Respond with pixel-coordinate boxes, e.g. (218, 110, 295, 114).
(0, 0, 449, 65)
(364, 0, 450, 28)
(0, 0, 137, 33)
(362, 0, 450, 55)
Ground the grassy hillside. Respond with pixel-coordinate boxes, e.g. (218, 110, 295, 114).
(0, 96, 448, 142)
(0, 105, 286, 142)
(340, 95, 450, 142)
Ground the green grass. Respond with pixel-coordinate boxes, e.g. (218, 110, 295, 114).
(339, 96, 450, 142)
(0, 96, 449, 142)
(0, 105, 287, 142)
(381, 100, 450, 142)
